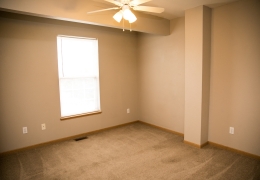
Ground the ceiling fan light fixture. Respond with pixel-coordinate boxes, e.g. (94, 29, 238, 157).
(113, 10, 123, 22)
(88, 0, 164, 27)
(123, 8, 132, 21)
(128, 12, 137, 23)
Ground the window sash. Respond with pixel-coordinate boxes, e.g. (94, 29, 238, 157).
(57, 35, 101, 118)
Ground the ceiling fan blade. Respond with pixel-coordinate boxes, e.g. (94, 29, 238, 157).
(130, 0, 152, 6)
(87, 7, 119, 14)
(133, 6, 164, 13)
(104, 0, 123, 6)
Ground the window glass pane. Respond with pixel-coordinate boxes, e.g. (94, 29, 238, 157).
(58, 37, 99, 78)
(57, 36, 100, 118)
(59, 77, 100, 117)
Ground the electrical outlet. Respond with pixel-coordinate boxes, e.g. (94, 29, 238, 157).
(41, 123, 46, 130)
(23, 127, 28, 134)
(229, 127, 234, 134)
(127, 108, 130, 114)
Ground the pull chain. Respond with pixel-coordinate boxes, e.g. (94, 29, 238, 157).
(123, 18, 125, 31)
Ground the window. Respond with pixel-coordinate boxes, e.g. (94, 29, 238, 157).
(57, 35, 101, 119)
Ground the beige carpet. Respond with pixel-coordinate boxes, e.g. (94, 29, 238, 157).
(0, 122, 260, 180)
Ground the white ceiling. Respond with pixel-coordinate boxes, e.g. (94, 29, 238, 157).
(94, 0, 239, 19)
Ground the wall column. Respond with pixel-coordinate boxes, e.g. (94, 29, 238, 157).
(184, 6, 211, 147)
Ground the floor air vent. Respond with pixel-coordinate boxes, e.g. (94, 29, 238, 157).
(74, 137, 88, 141)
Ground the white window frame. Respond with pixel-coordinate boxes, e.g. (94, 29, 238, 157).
(57, 35, 101, 119)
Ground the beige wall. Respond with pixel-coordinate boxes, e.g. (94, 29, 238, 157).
(209, 0, 260, 156)
(137, 17, 185, 134)
(201, 6, 212, 145)
(0, 12, 139, 153)
(184, 6, 211, 145)
(184, 6, 203, 145)
(137, 0, 260, 156)
(1, 0, 259, 157)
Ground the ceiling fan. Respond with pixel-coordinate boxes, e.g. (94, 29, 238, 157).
(88, 0, 164, 26)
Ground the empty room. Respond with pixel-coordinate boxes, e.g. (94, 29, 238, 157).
(0, 0, 259, 179)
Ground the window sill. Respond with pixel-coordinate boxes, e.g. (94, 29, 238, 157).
(60, 111, 102, 120)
